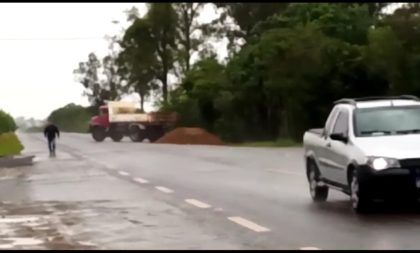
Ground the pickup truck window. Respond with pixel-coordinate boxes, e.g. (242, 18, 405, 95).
(354, 106, 420, 136)
(332, 110, 349, 135)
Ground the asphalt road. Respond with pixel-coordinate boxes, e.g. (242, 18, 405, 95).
(9, 132, 420, 249)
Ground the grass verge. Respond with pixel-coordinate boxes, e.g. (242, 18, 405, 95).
(0, 132, 24, 156)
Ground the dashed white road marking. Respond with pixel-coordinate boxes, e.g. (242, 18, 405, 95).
(133, 177, 149, 184)
(300, 247, 321, 250)
(227, 216, 270, 232)
(155, 186, 174, 193)
(266, 169, 303, 177)
(118, 171, 130, 176)
(185, 199, 211, 208)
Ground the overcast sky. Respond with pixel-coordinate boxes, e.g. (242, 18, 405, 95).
(0, 3, 402, 120)
(0, 3, 220, 119)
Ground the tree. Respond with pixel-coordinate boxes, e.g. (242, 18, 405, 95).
(370, 3, 420, 95)
(146, 3, 178, 103)
(206, 3, 289, 51)
(173, 3, 205, 73)
(228, 23, 337, 139)
(124, 6, 140, 22)
(73, 52, 121, 107)
(47, 104, 93, 133)
(180, 54, 225, 130)
(0, 110, 17, 133)
(253, 3, 373, 45)
(131, 2, 420, 143)
(119, 17, 159, 112)
(365, 26, 404, 94)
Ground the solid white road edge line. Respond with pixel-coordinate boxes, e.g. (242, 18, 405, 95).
(227, 216, 270, 232)
(133, 177, 149, 184)
(155, 186, 174, 193)
(185, 199, 212, 208)
(118, 171, 130, 176)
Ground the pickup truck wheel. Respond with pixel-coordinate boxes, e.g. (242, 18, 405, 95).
(308, 162, 328, 202)
(350, 169, 371, 213)
(92, 127, 106, 142)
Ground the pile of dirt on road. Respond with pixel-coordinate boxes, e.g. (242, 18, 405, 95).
(156, 127, 223, 145)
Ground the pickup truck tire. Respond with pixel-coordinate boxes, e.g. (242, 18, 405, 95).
(307, 161, 329, 202)
(92, 127, 106, 142)
(350, 169, 371, 213)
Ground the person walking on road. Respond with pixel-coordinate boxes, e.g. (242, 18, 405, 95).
(44, 123, 60, 157)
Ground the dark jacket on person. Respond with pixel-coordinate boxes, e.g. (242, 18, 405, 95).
(44, 124, 60, 140)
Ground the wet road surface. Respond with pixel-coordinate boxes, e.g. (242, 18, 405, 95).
(3, 133, 420, 249)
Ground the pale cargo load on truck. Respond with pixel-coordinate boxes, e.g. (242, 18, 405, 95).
(89, 101, 176, 143)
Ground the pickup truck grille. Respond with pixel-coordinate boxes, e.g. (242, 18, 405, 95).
(399, 159, 420, 169)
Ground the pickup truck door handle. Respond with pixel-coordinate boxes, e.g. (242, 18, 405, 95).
(326, 142, 331, 148)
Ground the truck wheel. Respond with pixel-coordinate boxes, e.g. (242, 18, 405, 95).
(92, 127, 106, 142)
(307, 161, 328, 202)
(350, 169, 371, 213)
(129, 126, 145, 142)
(110, 132, 123, 142)
(148, 126, 165, 143)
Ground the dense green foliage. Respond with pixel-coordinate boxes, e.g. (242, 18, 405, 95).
(0, 132, 23, 156)
(75, 3, 420, 143)
(0, 110, 17, 134)
(0, 110, 23, 156)
(47, 104, 94, 133)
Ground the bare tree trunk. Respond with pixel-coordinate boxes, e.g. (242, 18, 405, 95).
(279, 107, 289, 138)
(139, 92, 145, 113)
(162, 68, 168, 103)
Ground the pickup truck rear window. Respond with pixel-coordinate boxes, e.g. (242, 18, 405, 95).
(354, 106, 420, 137)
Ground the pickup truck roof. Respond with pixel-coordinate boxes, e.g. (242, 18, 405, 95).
(333, 95, 420, 109)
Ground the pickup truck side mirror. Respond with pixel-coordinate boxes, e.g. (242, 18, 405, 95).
(330, 133, 348, 143)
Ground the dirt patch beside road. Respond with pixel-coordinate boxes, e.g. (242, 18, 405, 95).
(156, 128, 223, 145)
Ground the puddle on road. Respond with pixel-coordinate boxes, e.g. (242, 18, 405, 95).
(0, 201, 98, 250)
(0, 216, 40, 223)
(0, 244, 14, 249)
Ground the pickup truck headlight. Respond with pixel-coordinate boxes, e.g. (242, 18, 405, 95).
(367, 156, 400, 171)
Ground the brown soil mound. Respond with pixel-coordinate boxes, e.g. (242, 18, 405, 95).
(156, 127, 223, 145)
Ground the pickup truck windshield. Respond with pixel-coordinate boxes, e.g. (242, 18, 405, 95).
(354, 106, 420, 137)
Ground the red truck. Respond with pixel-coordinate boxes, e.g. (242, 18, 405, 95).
(89, 101, 176, 143)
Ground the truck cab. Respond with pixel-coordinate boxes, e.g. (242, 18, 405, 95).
(90, 105, 110, 130)
(303, 95, 420, 212)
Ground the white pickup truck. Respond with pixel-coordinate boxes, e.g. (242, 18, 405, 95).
(303, 95, 420, 213)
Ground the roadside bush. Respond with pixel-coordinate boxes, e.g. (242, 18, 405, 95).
(0, 110, 17, 134)
(0, 132, 24, 156)
(47, 103, 94, 133)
